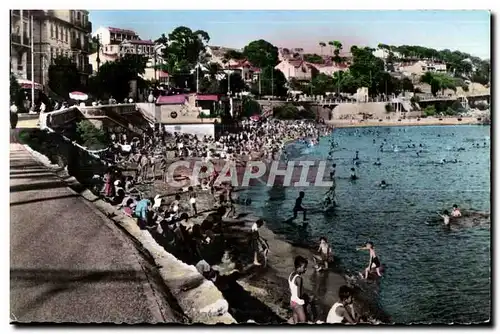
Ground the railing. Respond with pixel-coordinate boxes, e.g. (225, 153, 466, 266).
(11, 33, 30, 45)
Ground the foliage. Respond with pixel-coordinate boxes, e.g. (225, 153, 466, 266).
(251, 67, 287, 97)
(273, 103, 315, 120)
(155, 26, 210, 85)
(224, 50, 245, 61)
(219, 72, 247, 94)
(241, 97, 262, 118)
(88, 54, 148, 100)
(348, 46, 386, 95)
(76, 120, 109, 150)
(243, 39, 279, 69)
(303, 53, 324, 64)
(385, 103, 395, 112)
(48, 56, 81, 99)
(423, 105, 436, 117)
(10, 73, 22, 105)
(421, 72, 457, 96)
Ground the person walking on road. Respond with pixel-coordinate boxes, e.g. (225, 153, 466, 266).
(10, 102, 18, 129)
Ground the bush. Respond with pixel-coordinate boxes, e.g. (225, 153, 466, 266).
(385, 103, 395, 113)
(423, 105, 436, 117)
(76, 120, 109, 150)
(241, 97, 262, 118)
(273, 103, 315, 120)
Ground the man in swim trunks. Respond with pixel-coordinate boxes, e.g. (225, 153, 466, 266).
(289, 256, 308, 323)
(438, 210, 450, 226)
(357, 241, 382, 279)
(293, 191, 307, 221)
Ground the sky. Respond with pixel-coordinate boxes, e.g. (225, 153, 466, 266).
(89, 10, 491, 59)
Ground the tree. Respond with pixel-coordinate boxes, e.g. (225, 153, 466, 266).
(243, 40, 279, 69)
(423, 105, 436, 117)
(224, 50, 245, 61)
(273, 103, 315, 120)
(241, 96, 262, 118)
(155, 26, 210, 87)
(251, 67, 287, 97)
(219, 72, 246, 95)
(48, 56, 81, 99)
(332, 41, 343, 65)
(88, 54, 148, 100)
(319, 42, 326, 55)
(348, 46, 385, 95)
(303, 53, 324, 64)
(76, 120, 109, 150)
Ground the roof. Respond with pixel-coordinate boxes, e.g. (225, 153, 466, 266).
(196, 94, 219, 101)
(158, 71, 169, 78)
(127, 39, 154, 45)
(108, 27, 137, 36)
(156, 95, 187, 105)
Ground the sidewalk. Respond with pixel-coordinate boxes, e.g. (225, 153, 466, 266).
(9, 142, 182, 323)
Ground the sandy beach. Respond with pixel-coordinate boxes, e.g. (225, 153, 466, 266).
(327, 117, 485, 128)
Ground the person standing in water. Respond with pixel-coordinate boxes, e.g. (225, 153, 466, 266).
(350, 168, 358, 180)
(293, 191, 307, 221)
(251, 219, 268, 266)
(313, 237, 333, 271)
(326, 285, 358, 324)
(357, 241, 382, 279)
(451, 204, 462, 217)
(289, 256, 308, 323)
(438, 210, 451, 226)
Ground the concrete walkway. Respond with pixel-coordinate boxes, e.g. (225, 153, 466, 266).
(10, 141, 182, 323)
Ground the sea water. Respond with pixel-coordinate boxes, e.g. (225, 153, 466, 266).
(241, 125, 490, 324)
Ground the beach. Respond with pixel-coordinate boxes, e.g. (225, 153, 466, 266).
(327, 117, 484, 128)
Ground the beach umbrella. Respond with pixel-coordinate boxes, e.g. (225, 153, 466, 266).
(69, 91, 89, 101)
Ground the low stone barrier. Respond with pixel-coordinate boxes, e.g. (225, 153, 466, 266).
(20, 132, 236, 324)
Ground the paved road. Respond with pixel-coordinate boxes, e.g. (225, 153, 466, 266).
(10, 140, 182, 323)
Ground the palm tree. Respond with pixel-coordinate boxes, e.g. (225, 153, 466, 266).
(328, 41, 334, 56)
(319, 42, 326, 55)
(333, 41, 343, 65)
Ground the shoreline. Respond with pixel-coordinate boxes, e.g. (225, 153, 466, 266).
(327, 117, 486, 128)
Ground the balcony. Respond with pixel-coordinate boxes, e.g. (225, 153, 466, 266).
(71, 38, 82, 50)
(82, 40, 89, 53)
(11, 33, 30, 46)
(85, 21, 92, 33)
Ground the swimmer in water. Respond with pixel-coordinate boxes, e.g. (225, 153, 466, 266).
(437, 210, 451, 226)
(379, 180, 387, 188)
(451, 204, 462, 217)
(350, 168, 358, 180)
(374, 158, 381, 166)
(354, 151, 359, 160)
(330, 164, 337, 179)
(357, 242, 382, 279)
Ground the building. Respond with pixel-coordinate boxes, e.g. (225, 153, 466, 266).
(313, 63, 349, 76)
(275, 59, 317, 82)
(33, 10, 92, 87)
(205, 45, 241, 66)
(225, 59, 260, 83)
(10, 10, 32, 81)
(89, 26, 158, 75)
(396, 60, 447, 77)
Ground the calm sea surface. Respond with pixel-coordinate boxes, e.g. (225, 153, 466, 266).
(241, 125, 491, 324)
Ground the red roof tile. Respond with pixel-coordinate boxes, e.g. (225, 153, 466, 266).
(156, 94, 187, 105)
(158, 71, 169, 78)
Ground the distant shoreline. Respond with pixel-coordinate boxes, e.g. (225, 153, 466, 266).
(326, 117, 487, 128)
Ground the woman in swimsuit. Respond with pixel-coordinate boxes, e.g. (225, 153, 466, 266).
(288, 256, 308, 323)
(357, 241, 382, 279)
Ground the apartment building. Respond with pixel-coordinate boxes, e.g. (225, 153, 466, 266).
(396, 60, 447, 77)
(10, 10, 32, 81)
(275, 59, 317, 82)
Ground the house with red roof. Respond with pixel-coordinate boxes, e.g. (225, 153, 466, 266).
(275, 59, 317, 82)
(225, 59, 261, 83)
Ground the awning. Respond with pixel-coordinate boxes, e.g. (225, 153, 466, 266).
(17, 79, 43, 90)
(156, 94, 187, 105)
(69, 91, 88, 101)
(196, 94, 219, 102)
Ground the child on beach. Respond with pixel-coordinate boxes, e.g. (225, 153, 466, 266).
(357, 241, 382, 279)
(250, 219, 269, 266)
(313, 237, 333, 271)
(326, 285, 358, 324)
(293, 191, 307, 221)
(289, 256, 308, 324)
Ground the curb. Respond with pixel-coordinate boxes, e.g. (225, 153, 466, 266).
(19, 143, 236, 324)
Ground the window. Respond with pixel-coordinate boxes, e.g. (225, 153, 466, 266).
(77, 12, 81, 21)
(23, 22, 27, 35)
(51, 24, 54, 38)
(55, 25, 59, 40)
(50, 47, 54, 61)
(65, 29, 68, 42)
